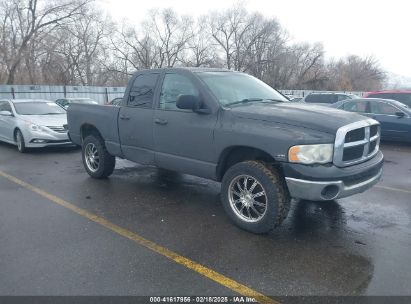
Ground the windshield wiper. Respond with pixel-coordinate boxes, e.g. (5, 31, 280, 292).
(225, 98, 264, 106)
(225, 98, 284, 107)
(259, 98, 285, 103)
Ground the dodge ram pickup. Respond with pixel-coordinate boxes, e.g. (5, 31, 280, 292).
(67, 68, 384, 233)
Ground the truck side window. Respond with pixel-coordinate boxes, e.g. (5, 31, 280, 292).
(128, 73, 159, 108)
(159, 73, 199, 111)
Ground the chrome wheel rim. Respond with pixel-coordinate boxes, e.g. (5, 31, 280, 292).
(228, 175, 268, 223)
(16, 132, 22, 151)
(85, 143, 100, 172)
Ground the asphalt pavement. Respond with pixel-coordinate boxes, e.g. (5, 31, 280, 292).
(0, 141, 410, 300)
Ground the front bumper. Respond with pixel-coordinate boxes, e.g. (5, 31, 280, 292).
(283, 150, 384, 201)
(24, 129, 72, 148)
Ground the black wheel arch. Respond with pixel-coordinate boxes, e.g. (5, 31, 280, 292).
(80, 124, 103, 142)
(13, 127, 21, 141)
(216, 146, 282, 182)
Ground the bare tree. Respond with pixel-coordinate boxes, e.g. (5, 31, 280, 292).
(145, 8, 193, 68)
(110, 23, 160, 75)
(209, 4, 247, 70)
(0, 0, 90, 84)
(326, 55, 385, 91)
(54, 7, 111, 85)
(291, 42, 325, 89)
(0, 2, 387, 90)
(243, 16, 287, 78)
(182, 16, 217, 67)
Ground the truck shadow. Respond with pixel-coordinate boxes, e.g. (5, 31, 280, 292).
(289, 199, 346, 236)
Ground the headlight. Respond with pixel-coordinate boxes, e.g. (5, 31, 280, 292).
(28, 123, 48, 133)
(288, 144, 334, 164)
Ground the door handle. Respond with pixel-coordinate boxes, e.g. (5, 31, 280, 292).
(155, 118, 168, 125)
(120, 115, 130, 120)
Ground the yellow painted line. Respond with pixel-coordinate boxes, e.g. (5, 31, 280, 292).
(376, 185, 411, 194)
(0, 170, 278, 304)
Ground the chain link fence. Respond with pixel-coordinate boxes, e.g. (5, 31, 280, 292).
(0, 85, 365, 104)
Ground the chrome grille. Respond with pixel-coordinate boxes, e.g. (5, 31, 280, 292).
(47, 126, 67, 133)
(333, 119, 380, 167)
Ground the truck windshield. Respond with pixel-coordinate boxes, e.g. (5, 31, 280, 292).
(196, 72, 287, 106)
(14, 102, 66, 115)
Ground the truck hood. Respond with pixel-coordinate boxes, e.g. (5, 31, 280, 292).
(19, 114, 67, 126)
(229, 102, 366, 134)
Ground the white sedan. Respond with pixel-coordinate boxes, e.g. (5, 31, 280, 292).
(0, 99, 72, 153)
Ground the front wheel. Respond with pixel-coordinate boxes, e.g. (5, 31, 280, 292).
(15, 129, 26, 153)
(221, 161, 290, 234)
(82, 134, 115, 179)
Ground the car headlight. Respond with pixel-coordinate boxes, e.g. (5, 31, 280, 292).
(288, 144, 334, 164)
(28, 123, 49, 133)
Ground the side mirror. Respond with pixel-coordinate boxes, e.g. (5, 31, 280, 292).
(395, 112, 405, 118)
(0, 110, 13, 117)
(176, 95, 208, 113)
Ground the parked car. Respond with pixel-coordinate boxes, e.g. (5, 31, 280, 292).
(331, 98, 411, 142)
(107, 97, 123, 106)
(364, 90, 411, 107)
(68, 68, 383, 234)
(289, 97, 302, 102)
(283, 94, 302, 102)
(301, 93, 359, 105)
(56, 97, 98, 110)
(0, 99, 71, 152)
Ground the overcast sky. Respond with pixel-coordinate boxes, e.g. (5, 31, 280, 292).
(100, 0, 411, 78)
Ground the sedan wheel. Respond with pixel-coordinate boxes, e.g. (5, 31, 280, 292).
(15, 130, 26, 153)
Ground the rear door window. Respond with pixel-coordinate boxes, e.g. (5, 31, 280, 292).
(342, 100, 368, 113)
(128, 73, 159, 108)
(371, 102, 401, 115)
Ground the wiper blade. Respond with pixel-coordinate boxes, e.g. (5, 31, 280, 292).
(260, 98, 285, 103)
(225, 98, 264, 106)
(225, 98, 284, 106)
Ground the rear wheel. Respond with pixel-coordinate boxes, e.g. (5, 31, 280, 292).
(221, 161, 290, 234)
(82, 134, 115, 178)
(15, 129, 26, 153)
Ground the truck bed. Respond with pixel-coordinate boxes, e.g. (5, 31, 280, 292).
(67, 104, 121, 149)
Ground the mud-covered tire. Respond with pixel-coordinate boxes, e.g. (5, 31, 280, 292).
(15, 129, 27, 153)
(221, 161, 290, 234)
(82, 134, 115, 179)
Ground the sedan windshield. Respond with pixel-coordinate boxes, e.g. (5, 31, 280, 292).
(196, 72, 287, 106)
(14, 102, 66, 115)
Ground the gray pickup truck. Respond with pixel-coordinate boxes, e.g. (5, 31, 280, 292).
(67, 68, 383, 233)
